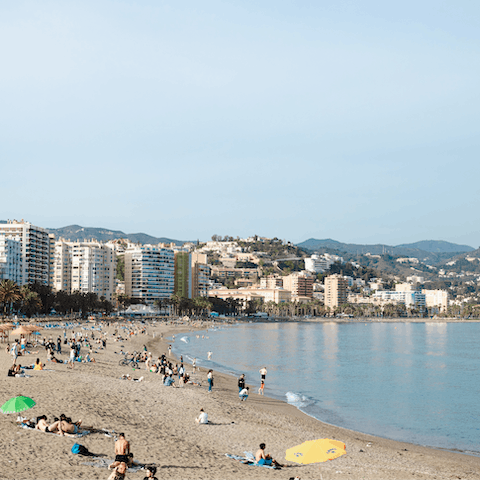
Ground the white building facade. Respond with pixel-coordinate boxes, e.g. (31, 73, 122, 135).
(304, 253, 344, 273)
(0, 221, 51, 285)
(124, 245, 175, 303)
(53, 240, 116, 301)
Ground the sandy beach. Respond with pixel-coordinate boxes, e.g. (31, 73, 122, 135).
(1, 319, 479, 480)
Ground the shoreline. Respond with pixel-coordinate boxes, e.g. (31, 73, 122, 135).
(166, 321, 480, 458)
(1, 318, 479, 479)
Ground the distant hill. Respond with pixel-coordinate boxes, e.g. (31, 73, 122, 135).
(396, 240, 474, 253)
(48, 225, 184, 245)
(297, 238, 474, 258)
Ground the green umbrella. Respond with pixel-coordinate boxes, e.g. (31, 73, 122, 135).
(1, 396, 36, 414)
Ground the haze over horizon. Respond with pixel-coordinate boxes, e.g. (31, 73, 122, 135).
(2, 1, 479, 246)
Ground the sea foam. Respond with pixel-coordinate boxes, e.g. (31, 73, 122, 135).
(285, 391, 314, 408)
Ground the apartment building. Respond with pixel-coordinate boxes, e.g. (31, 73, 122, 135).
(283, 273, 314, 298)
(372, 290, 426, 308)
(0, 236, 22, 283)
(191, 252, 210, 297)
(422, 289, 449, 313)
(324, 274, 348, 310)
(53, 240, 116, 301)
(0, 220, 51, 285)
(124, 245, 174, 303)
(174, 252, 210, 298)
(209, 287, 291, 305)
(260, 275, 283, 289)
(304, 253, 344, 273)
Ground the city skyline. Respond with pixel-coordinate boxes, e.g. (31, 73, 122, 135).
(2, 1, 479, 246)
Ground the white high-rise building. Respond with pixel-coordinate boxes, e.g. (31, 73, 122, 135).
(422, 289, 449, 313)
(304, 253, 344, 273)
(125, 245, 174, 304)
(53, 240, 116, 301)
(0, 220, 51, 285)
(0, 236, 22, 283)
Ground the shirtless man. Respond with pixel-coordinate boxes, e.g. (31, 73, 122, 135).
(255, 443, 281, 467)
(114, 433, 133, 466)
(35, 415, 50, 432)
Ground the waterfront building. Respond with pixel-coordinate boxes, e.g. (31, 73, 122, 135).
(283, 272, 314, 298)
(422, 289, 449, 313)
(174, 252, 192, 298)
(191, 253, 210, 297)
(372, 290, 426, 308)
(324, 274, 348, 310)
(53, 239, 116, 301)
(174, 252, 210, 299)
(208, 287, 291, 305)
(0, 236, 22, 283)
(124, 245, 174, 303)
(0, 220, 51, 286)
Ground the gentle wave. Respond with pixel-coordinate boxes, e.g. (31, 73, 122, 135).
(180, 336, 190, 344)
(285, 391, 314, 408)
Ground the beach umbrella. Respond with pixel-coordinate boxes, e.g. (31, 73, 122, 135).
(1, 323, 14, 330)
(1, 396, 36, 414)
(10, 326, 33, 335)
(285, 439, 346, 464)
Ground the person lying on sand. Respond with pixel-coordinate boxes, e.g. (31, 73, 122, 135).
(108, 461, 127, 480)
(48, 416, 83, 435)
(35, 415, 50, 432)
(255, 443, 282, 467)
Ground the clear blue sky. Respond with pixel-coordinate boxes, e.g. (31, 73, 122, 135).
(2, 1, 479, 247)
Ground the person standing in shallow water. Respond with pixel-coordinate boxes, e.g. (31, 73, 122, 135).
(259, 366, 267, 384)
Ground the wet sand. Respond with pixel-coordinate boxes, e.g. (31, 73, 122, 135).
(1, 319, 479, 480)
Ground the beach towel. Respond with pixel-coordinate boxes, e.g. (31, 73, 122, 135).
(225, 452, 279, 469)
(81, 458, 146, 472)
(19, 424, 91, 438)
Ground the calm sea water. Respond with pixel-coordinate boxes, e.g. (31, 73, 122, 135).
(172, 321, 480, 454)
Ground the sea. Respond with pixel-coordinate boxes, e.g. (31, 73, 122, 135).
(171, 321, 480, 455)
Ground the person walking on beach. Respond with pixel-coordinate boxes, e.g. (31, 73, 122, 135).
(207, 351, 212, 360)
(238, 374, 245, 393)
(192, 358, 197, 373)
(207, 369, 213, 393)
(259, 366, 267, 383)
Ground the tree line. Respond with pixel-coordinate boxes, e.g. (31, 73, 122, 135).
(0, 280, 114, 318)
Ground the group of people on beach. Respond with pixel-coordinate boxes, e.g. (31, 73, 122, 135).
(236, 367, 267, 401)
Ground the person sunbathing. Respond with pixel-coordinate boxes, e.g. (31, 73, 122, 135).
(108, 461, 127, 480)
(48, 416, 82, 435)
(35, 415, 50, 432)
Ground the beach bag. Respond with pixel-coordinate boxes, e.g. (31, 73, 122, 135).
(71, 443, 93, 456)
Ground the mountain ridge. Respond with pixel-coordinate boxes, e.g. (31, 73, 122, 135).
(47, 224, 184, 245)
(297, 238, 474, 256)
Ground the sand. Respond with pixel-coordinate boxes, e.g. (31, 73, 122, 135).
(1, 319, 479, 480)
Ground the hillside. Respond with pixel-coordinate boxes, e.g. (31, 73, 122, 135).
(397, 240, 474, 253)
(298, 238, 474, 263)
(48, 225, 184, 245)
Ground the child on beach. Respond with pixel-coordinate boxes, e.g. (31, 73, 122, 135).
(258, 380, 264, 395)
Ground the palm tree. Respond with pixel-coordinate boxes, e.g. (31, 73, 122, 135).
(20, 285, 43, 318)
(0, 279, 22, 316)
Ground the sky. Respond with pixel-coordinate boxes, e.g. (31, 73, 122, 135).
(1, 1, 479, 247)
